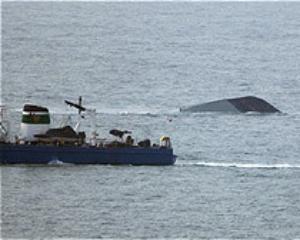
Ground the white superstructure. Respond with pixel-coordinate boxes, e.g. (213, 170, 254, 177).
(19, 104, 50, 142)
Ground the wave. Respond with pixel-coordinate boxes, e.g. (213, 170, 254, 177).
(178, 161, 300, 169)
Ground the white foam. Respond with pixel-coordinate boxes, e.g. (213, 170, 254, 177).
(180, 161, 300, 169)
(96, 107, 178, 116)
(14, 106, 179, 116)
(48, 159, 65, 165)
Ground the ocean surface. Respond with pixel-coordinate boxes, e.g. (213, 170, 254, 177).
(1, 2, 300, 239)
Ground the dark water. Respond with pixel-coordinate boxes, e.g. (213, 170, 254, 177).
(1, 2, 300, 239)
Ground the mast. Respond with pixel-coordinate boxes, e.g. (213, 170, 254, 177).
(65, 96, 85, 132)
(64, 97, 97, 139)
(0, 105, 9, 142)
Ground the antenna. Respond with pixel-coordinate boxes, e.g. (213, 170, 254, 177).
(65, 96, 86, 115)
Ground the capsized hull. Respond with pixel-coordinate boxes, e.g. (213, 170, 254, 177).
(180, 96, 280, 113)
(0, 144, 176, 165)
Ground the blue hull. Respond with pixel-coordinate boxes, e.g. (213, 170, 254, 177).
(0, 144, 176, 165)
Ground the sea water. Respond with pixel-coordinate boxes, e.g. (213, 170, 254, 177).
(1, 2, 300, 238)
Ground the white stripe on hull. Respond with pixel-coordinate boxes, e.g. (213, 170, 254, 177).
(22, 111, 49, 115)
(20, 123, 49, 141)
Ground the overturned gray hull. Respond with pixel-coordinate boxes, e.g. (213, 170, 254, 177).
(180, 96, 280, 113)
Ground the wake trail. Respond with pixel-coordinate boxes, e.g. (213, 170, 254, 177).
(178, 161, 300, 169)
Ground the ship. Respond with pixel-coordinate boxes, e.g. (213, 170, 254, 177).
(0, 98, 176, 165)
